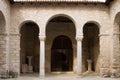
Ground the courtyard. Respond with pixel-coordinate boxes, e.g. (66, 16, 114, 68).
(1, 73, 120, 80)
(1, 0, 120, 79)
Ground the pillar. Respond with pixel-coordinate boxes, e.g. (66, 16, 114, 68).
(87, 59, 92, 72)
(27, 56, 33, 72)
(0, 33, 10, 73)
(76, 35, 83, 75)
(39, 36, 46, 77)
(99, 34, 110, 77)
(9, 33, 21, 75)
(111, 33, 120, 77)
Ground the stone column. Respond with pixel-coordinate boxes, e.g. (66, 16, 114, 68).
(39, 36, 46, 77)
(87, 59, 92, 72)
(0, 33, 9, 73)
(111, 33, 120, 77)
(99, 34, 110, 77)
(8, 33, 21, 75)
(27, 56, 33, 72)
(76, 35, 83, 75)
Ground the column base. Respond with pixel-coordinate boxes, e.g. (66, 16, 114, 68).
(82, 71, 98, 77)
(76, 75, 83, 78)
(39, 70, 45, 78)
(39, 75, 45, 79)
(85, 70, 94, 74)
(27, 66, 33, 73)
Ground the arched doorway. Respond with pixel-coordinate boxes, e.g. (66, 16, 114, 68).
(82, 23, 100, 73)
(51, 35, 73, 72)
(20, 22, 40, 73)
(46, 15, 76, 73)
(0, 11, 6, 72)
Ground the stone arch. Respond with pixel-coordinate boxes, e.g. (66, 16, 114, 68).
(52, 35, 72, 49)
(45, 14, 76, 35)
(45, 14, 76, 73)
(113, 11, 120, 23)
(46, 14, 76, 48)
(87, 21, 100, 28)
(114, 12, 120, 33)
(51, 35, 73, 71)
(0, 10, 6, 72)
(82, 22, 100, 73)
(83, 21, 101, 30)
(20, 21, 40, 73)
(19, 20, 40, 32)
(0, 10, 6, 33)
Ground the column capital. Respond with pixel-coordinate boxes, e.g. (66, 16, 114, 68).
(39, 35, 46, 41)
(76, 35, 83, 41)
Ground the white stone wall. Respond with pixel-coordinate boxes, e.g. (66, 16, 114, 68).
(10, 3, 112, 76)
(0, 0, 119, 77)
(110, 0, 120, 77)
(0, 0, 10, 73)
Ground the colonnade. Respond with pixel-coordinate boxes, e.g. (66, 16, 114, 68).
(39, 35, 83, 76)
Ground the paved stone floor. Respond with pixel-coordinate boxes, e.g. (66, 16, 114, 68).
(1, 73, 120, 80)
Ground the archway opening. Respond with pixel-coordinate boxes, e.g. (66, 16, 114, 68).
(46, 16, 76, 73)
(51, 35, 73, 72)
(0, 11, 5, 33)
(0, 11, 6, 73)
(20, 22, 40, 73)
(82, 23, 99, 73)
(114, 13, 120, 36)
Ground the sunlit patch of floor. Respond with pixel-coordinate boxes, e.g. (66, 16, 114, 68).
(2, 73, 120, 80)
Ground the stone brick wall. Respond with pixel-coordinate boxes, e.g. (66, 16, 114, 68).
(0, 0, 119, 78)
(10, 3, 112, 76)
(9, 34, 20, 74)
(110, 0, 120, 78)
(0, 0, 10, 73)
(99, 35, 111, 77)
(0, 34, 7, 72)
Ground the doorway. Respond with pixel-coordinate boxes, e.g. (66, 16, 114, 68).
(51, 35, 73, 72)
(82, 23, 100, 73)
(20, 22, 40, 73)
(46, 15, 76, 73)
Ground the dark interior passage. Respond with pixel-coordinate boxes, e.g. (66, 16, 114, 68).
(51, 35, 73, 72)
(82, 23, 99, 72)
(20, 22, 40, 73)
(46, 15, 76, 73)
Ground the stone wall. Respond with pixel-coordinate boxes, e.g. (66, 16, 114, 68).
(9, 35, 20, 73)
(0, 34, 7, 72)
(0, 0, 119, 77)
(99, 35, 111, 77)
(110, 0, 120, 78)
(46, 22, 76, 72)
(10, 3, 112, 76)
(0, 0, 10, 73)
